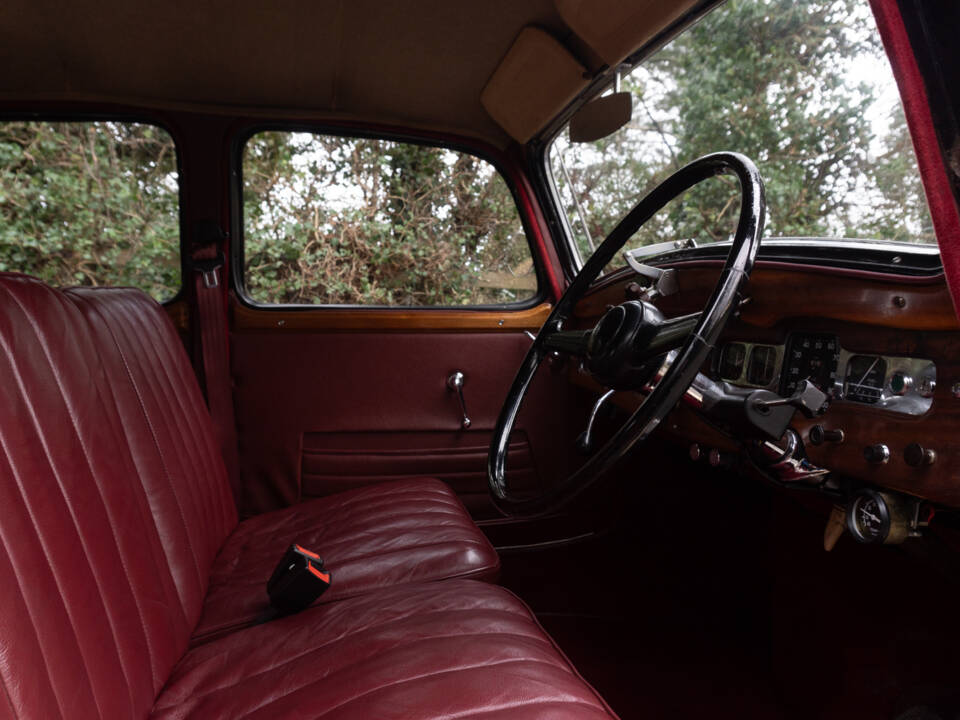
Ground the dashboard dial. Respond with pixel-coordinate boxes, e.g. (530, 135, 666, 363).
(846, 489, 891, 544)
(780, 333, 839, 396)
(844, 355, 887, 404)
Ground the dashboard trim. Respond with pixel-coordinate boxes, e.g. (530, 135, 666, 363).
(574, 264, 960, 507)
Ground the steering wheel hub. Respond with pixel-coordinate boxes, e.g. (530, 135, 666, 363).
(586, 301, 645, 381)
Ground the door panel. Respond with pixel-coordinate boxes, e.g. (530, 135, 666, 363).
(231, 316, 578, 519)
(300, 430, 537, 518)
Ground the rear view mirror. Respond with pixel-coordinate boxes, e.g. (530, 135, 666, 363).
(569, 91, 633, 142)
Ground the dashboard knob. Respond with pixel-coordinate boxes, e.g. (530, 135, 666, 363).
(809, 425, 844, 446)
(688, 444, 702, 462)
(864, 443, 891, 465)
(708, 448, 733, 468)
(889, 371, 914, 395)
(904, 442, 936, 467)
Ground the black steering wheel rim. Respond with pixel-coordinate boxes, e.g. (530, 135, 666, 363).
(488, 152, 766, 516)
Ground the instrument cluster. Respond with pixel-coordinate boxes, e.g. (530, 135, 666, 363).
(716, 332, 937, 416)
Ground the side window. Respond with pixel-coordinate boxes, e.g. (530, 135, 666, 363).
(0, 121, 181, 300)
(241, 131, 538, 306)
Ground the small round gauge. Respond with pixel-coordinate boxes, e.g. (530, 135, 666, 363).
(844, 355, 887, 404)
(846, 489, 891, 544)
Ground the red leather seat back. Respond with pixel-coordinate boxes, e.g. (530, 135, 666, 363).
(0, 275, 192, 719)
(66, 287, 238, 624)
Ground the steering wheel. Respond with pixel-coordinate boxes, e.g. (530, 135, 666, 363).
(488, 152, 765, 516)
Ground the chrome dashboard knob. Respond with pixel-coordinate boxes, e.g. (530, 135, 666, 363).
(904, 442, 936, 467)
(863, 443, 890, 465)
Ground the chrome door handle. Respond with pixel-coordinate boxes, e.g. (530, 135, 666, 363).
(446, 371, 472, 429)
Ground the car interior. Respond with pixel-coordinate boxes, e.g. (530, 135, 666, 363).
(3, 0, 960, 718)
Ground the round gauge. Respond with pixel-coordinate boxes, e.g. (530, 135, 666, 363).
(844, 355, 887, 404)
(846, 489, 891, 544)
(780, 333, 839, 396)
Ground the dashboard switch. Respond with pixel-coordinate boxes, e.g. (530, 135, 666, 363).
(809, 425, 844, 446)
(904, 442, 936, 467)
(863, 443, 891, 465)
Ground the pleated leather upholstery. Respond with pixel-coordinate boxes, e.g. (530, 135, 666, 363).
(195, 477, 500, 641)
(155, 580, 617, 720)
(0, 274, 189, 719)
(66, 287, 499, 641)
(0, 275, 617, 719)
(66, 287, 237, 628)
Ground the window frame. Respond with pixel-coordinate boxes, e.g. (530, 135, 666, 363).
(0, 111, 186, 304)
(529, 1, 722, 282)
(531, 0, 943, 280)
(231, 123, 547, 312)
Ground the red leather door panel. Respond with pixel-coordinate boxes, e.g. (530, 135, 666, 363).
(231, 315, 576, 518)
(300, 430, 537, 518)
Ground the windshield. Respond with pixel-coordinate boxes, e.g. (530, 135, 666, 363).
(549, 0, 935, 267)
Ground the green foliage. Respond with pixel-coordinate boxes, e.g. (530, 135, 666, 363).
(0, 121, 180, 299)
(0, 1, 934, 306)
(242, 133, 535, 305)
(552, 0, 935, 262)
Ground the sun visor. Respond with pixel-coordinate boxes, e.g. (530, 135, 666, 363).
(481, 27, 588, 144)
(556, 0, 699, 67)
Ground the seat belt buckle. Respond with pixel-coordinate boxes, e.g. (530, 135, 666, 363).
(266, 544, 332, 615)
(188, 251, 225, 289)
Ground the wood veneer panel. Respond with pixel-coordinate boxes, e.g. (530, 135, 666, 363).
(232, 301, 552, 333)
(571, 263, 960, 506)
(577, 265, 960, 331)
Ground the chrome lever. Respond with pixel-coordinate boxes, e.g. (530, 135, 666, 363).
(446, 371, 472, 429)
(623, 250, 679, 298)
(577, 388, 615, 453)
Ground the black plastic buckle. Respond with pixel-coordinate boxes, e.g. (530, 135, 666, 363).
(266, 544, 332, 616)
(188, 251, 225, 289)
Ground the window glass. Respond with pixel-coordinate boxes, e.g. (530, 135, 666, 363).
(242, 131, 537, 306)
(0, 121, 181, 300)
(550, 0, 935, 266)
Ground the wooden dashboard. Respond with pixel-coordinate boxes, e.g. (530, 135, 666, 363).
(573, 261, 960, 507)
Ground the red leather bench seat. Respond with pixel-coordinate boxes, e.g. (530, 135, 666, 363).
(195, 477, 499, 641)
(0, 274, 617, 719)
(65, 287, 499, 640)
(154, 580, 615, 720)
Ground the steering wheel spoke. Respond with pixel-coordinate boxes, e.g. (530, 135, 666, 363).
(634, 311, 701, 364)
(541, 329, 591, 356)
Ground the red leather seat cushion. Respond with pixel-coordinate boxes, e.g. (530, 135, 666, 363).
(194, 477, 500, 641)
(154, 580, 617, 719)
